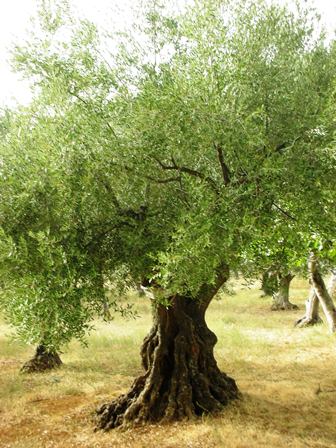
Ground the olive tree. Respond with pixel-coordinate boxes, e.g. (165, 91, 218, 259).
(297, 249, 336, 332)
(95, 0, 336, 426)
(248, 236, 301, 310)
(0, 101, 131, 371)
(2, 0, 336, 425)
(0, 107, 125, 371)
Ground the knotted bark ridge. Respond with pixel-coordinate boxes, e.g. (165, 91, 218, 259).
(96, 267, 239, 430)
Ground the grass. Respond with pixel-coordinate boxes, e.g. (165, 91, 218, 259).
(1, 278, 336, 448)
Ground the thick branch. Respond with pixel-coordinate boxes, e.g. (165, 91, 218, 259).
(153, 157, 219, 193)
(215, 144, 230, 185)
(198, 263, 230, 312)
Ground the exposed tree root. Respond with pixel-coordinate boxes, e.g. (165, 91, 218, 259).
(271, 301, 299, 311)
(295, 316, 322, 327)
(21, 345, 62, 373)
(295, 288, 321, 327)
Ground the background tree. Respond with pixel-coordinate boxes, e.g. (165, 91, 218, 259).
(295, 288, 321, 327)
(294, 236, 336, 330)
(302, 239, 336, 332)
(260, 267, 279, 297)
(0, 105, 131, 372)
(308, 254, 336, 332)
(248, 238, 300, 310)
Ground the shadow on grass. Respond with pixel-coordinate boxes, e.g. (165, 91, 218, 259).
(222, 390, 336, 446)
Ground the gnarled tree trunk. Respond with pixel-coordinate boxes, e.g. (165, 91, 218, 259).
(96, 269, 239, 430)
(309, 255, 336, 333)
(295, 288, 321, 327)
(21, 344, 62, 373)
(271, 273, 298, 310)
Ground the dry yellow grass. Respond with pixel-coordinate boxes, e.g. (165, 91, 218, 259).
(1, 278, 336, 448)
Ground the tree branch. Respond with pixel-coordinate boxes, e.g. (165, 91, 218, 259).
(152, 157, 219, 194)
(140, 174, 181, 185)
(272, 202, 297, 221)
(121, 162, 182, 186)
(199, 263, 230, 312)
(215, 144, 231, 185)
(68, 88, 118, 139)
(100, 179, 121, 211)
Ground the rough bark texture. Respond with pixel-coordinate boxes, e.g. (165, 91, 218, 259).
(96, 268, 239, 430)
(21, 345, 62, 373)
(271, 273, 298, 310)
(309, 255, 336, 333)
(295, 287, 322, 327)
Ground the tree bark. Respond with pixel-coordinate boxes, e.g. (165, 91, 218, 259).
(295, 287, 321, 327)
(271, 273, 298, 310)
(309, 255, 336, 333)
(21, 344, 62, 373)
(96, 268, 239, 430)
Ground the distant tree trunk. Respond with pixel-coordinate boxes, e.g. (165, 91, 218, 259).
(21, 344, 62, 373)
(309, 255, 336, 333)
(97, 270, 111, 321)
(271, 273, 298, 310)
(260, 268, 278, 297)
(328, 270, 336, 300)
(96, 267, 239, 430)
(295, 288, 321, 327)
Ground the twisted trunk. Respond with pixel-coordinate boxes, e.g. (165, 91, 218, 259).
(21, 344, 62, 373)
(96, 268, 239, 430)
(309, 255, 336, 333)
(271, 273, 298, 310)
(295, 288, 321, 327)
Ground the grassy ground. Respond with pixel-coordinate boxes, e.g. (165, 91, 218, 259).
(1, 279, 336, 448)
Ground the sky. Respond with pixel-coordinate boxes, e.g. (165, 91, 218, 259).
(0, 0, 137, 107)
(0, 0, 335, 108)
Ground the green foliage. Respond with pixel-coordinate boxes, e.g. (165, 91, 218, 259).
(0, 228, 100, 350)
(1, 0, 336, 347)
